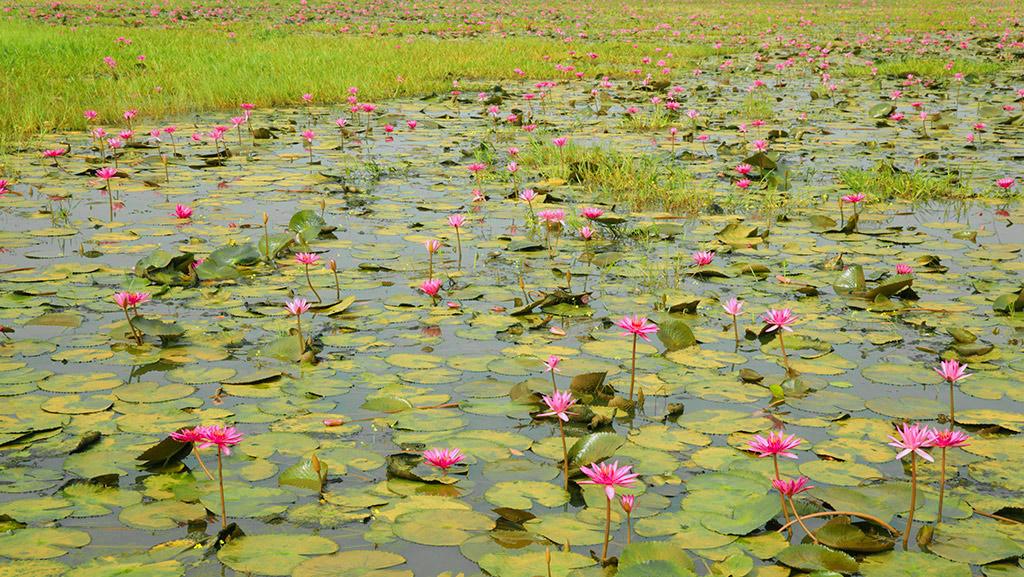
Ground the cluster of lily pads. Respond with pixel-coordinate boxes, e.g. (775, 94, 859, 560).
(1, 10, 1024, 577)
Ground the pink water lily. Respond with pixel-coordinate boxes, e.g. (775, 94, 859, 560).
(888, 422, 936, 462)
(691, 250, 714, 266)
(748, 431, 801, 459)
(581, 207, 604, 219)
(762, 308, 797, 332)
(935, 359, 969, 383)
(895, 263, 913, 275)
(285, 298, 310, 355)
(772, 476, 814, 497)
(537, 390, 576, 422)
(580, 460, 639, 561)
(579, 460, 639, 500)
(174, 204, 192, 219)
(422, 447, 465, 471)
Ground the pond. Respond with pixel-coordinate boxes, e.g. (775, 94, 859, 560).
(0, 69, 1023, 577)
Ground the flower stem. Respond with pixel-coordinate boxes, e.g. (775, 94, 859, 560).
(123, 309, 142, 345)
(937, 447, 947, 524)
(558, 418, 568, 492)
(295, 315, 304, 356)
(106, 182, 114, 221)
(774, 456, 793, 537)
(628, 334, 638, 402)
(732, 315, 739, 348)
(948, 381, 955, 426)
(304, 264, 321, 302)
(778, 332, 791, 373)
(550, 370, 558, 394)
(455, 229, 462, 268)
(193, 447, 215, 481)
(904, 452, 918, 549)
(776, 511, 899, 535)
(217, 449, 227, 530)
(626, 511, 632, 544)
(601, 496, 611, 562)
(788, 496, 819, 544)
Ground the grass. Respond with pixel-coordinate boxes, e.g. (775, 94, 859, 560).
(843, 58, 1007, 79)
(838, 162, 974, 202)
(520, 142, 707, 212)
(0, 22, 661, 146)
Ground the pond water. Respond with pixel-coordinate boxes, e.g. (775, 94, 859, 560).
(1, 76, 1023, 577)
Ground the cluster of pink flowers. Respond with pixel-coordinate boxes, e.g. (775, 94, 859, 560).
(170, 425, 244, 454)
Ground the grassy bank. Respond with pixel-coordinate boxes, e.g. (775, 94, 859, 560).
(0, 22, 664, 144)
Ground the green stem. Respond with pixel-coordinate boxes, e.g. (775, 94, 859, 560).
(558, 418, 568, 492)
(217, 449, 227, 530)
(295, 315, 304, 356)
(304, 264, 321, 302)
(601, 496, 611, 562)
(904, 452, 917, 549)
(628, 334, 638, 402)
(937, 447, 947, 524)
(788, 495, 819, 544)
(193, 447, 215, 481)
(774, 456, 793, 537)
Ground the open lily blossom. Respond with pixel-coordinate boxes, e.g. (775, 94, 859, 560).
(888, 422, 936, 462)
(2, 3, 1024, 574)
(762, 308, 797, 332)
(422, 448, 465, 471)
(537, 390, 576, 422)
(748, 431, 801, 459)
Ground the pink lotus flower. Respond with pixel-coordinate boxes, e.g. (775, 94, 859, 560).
(301, 93, 313, 103)
(752, 139, 768, 152)
(84, 110, 98, 121)
(895, 264, 913, 275)
(537, 390, 577, 422)
(932, 429, 970, 448)
(579, 461, 640, 500)
(579, 226, 594, 240)
(519, 189, 537, 202)
(42, 149, 65, 159)
(96, 167, 118, 180)
(295, 252, 320, 265)
(748, 431, 801, 459)
(301, 130, 315, 143)
(424, 239, 442, 254)
(888, 423, 936, 462)
(691, 250, 714, 266)
(537, 209, 566, 225)
(113, 291, 133, 310)
(448, 214, 465, 229)
(722, 297, 744, 317)
(935, 359, 970, 383)
(170, 426, 206, 443)
(620, 494, 635, 513)
(420, 279, 442, 297)
(407, 120, 417, 130)
(197, 425, 243, 455)
(422, 448, 465, 471)
(174, 204, 193, 219)
(552, 137, 568, 147)
(285, 298, 310, 316)
(841, 193, 866, 204)
(581, 207, 604, 219)
(466, 163, 487, 174)
(772, 476, 814, 497)
(543, 355, 561, 372)
(762, 308, 797, 332)
(128, 292, 150, 307)
(736, 179, 752, 189)
(615, 315, 658, 341)
(240, 102, 255, 111)
(735, 163, 753, 175)
(996, 178, 1015, 189)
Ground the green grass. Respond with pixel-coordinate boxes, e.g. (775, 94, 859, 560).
(843, 58, 1006, 79)
(838, 163, 974, 202)
(520, 142, 707, 212)
(0, 22, 657, 145)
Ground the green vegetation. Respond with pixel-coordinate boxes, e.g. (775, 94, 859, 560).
(839, 163, 974, 201)
(520, 142, 707, 212)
